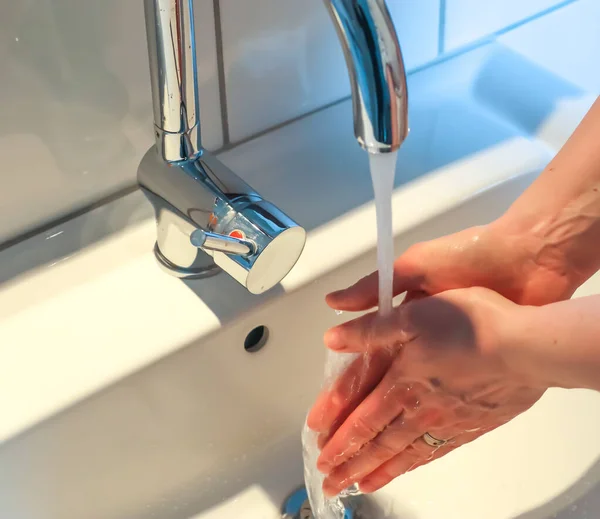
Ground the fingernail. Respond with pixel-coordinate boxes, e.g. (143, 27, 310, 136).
(305, 420, 319, 432)
(316, 458, 333, 473)
(323, 328, 345, 351)
(359, 476, 385, 494)
(357, 480, 375, 494)
(322, 479, 340, 497)
(317, 433, 329, 449)
(325, 292, 341, 306)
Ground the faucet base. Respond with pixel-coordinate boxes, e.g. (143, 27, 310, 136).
(139, 147, 306, 292)
(153, 243, 221, 280)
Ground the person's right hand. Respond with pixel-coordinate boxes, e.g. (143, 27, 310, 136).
(327, 221, 577, 311)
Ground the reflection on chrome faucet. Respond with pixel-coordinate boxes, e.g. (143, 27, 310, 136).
(139, 0, 306, 294)
(138, 0, 408, 293)
(324, 0, 409, 153)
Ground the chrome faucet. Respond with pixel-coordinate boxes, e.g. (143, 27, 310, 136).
(138, 0, 408, 294)
(324, 0, 409, 153)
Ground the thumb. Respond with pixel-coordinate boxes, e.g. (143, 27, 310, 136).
(325, 256, 423, 312)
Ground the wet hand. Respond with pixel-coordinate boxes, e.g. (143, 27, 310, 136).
(307, 288, 545, 496)
(326, 224, 575, 310)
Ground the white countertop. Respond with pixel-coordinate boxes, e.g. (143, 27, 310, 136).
(0, 43, 594, 445)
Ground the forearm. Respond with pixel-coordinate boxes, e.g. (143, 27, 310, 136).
(496, 96, 600, 287)
(503, 295, 600, 391)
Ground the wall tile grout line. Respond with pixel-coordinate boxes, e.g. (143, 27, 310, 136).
(212, 0, 230, 146)
(441, 0, 580, 57)
(486, 0, 580, 39)
(218, 95, 353, 152)
(438, 0, 447, 55)
(434, 0, 580, 61)
(0, 96, 352, 252)
(0, 185, 140, 254)
(0, 95, 352, 254)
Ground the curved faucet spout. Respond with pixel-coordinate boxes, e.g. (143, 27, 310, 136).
(324, 0, 409, 153)
(144, 0, 408, 160)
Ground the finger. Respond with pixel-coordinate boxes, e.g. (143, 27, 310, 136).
(325, 256, 422, 312)
(402, 289, 428, 304)
(324, 305, 417, 354)
(358, 429, 481, 493)
(321, 394, 461, 495)
(306, 350, 393, 433)
(317, 432, 328, 450)
(317, 386, 422, 446)
(321, 414, 424, 496)
(317, 362, 423, 472)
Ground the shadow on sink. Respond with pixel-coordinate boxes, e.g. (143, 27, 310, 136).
(0, 262, 341, 518)
(182, 275, 286, 325)
(0, 331, 319, 519)
(515, 458, 600, 519)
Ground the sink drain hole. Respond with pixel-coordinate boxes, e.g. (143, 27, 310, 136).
(244, 325, 269, 353)
(282, 487, 355, 519)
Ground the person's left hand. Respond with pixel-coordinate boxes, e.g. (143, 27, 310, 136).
(306, 287, 546, 496)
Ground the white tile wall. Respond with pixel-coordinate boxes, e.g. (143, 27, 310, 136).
(0, 0, 221, 244)
(220, 0, 441, 143)
(0, 0, 591, 248)
(499, 0, 600, 93)
(444, 0, 568, 51)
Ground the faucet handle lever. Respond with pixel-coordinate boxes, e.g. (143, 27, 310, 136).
(190, 229, 255, 257)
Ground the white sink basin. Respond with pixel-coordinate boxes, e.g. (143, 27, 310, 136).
(0, 43, 599, 519)
(2, 172, 600, 519)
